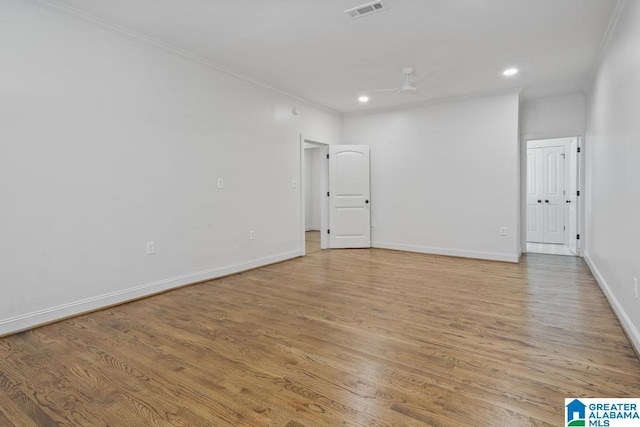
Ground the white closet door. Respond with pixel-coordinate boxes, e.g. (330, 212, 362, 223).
(526, 146, 565, 244)
(526, 148, 544, 242)
(543, 146, 565, 244)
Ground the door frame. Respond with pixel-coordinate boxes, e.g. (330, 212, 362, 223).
(520, 133, 584, 256)
(299, 136, 329, 256)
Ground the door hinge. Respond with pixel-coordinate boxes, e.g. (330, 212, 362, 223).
(327, 229, 330, 234)
(577, 234, 580, 240)
(326, 154, 329, 159)
(577, 147, 581, 153)
(561, 153, 566, 159)
(327, 191, 330, 197)
(563, 226, 566, 231)
(577, 190, 580, 196)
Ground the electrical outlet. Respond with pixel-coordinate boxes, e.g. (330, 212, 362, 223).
(634, 277, 638, 299)
(146, 241, 155, 255)
(250, 230, 256, 240)
(217, 178, 224, 189)
(500, 226, 507, 236)
(291, 180, 298, 189)
(371, 219, 376, 227)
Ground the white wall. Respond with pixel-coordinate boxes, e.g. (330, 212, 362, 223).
(520, 93, 586, 139)
(343, 93, 521, 262)
(0, 0, 341, 335)
(304, 148, 322, 230)
(584, 0, 640, 353)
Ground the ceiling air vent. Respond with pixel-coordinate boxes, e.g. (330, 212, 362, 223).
(345, 1, 388, 19)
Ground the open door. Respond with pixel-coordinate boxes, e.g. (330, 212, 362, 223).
(568, 138, 578, 255)
(328, 145, 371, 248)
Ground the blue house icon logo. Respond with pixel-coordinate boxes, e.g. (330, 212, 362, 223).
(566, 399, 586, 426)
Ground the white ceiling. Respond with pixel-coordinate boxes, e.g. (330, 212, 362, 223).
(45, 0, 618, 113)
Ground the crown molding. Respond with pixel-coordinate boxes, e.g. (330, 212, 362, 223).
(584, 0, 628, 94)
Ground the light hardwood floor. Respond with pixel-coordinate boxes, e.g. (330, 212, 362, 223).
(305, 230, 322, 255)
(1, 240, 639, 426)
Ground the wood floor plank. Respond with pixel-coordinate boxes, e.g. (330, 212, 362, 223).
(0, 382, 37, 427)
(0, 369, 59, 426)
(51, 319, 288, 426)
(0, 408, 17, 427)
(1, 242, 639, 426)
(67, 306, 367, 426)
(85, 303, 400, 426)
(305, 231, 322, 255)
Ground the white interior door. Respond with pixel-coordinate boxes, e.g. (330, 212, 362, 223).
(543, 146, 565, 244)
(568, 139, 578, 254)
(526, 148, 544, 242)
(526, 145, 565, 244)
(328, 145, 371, 248)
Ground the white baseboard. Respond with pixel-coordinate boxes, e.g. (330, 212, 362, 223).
(584, 251, 640, 356)
(0, 250, 300, 336)
(371, 241, 519, 263)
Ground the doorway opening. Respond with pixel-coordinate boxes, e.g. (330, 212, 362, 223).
(524, 137, 581, 256)
(300, 138, 372, 256)
(301, 139, 329, 256)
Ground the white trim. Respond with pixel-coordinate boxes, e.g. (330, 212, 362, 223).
(521, 130, 585, 143)
(299, 135, 306, 256)
(0, 250, 299, 336)
(584, 0, 628, 92)
(372, 241, 519, 263)
(598, 0, 628, 57)
(520, 134, 584, 256)
(29, 0, 338, 116)
(584, 251, 640, 356)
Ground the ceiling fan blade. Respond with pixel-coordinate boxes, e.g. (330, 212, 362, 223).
(411, 68, 444, 85)
(364, 87, 399, 94)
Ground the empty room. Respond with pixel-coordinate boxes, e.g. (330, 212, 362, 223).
(1, 0, 639, 425)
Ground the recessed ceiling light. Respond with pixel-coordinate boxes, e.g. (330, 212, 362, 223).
(503, 68, 519, 76)
(358, 95, 369, 103)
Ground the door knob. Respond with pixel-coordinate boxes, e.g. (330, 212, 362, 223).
(537, 200, 542, 203)
(566, 200, 571, 203)
(545, 200, 549, 203)
(365, 200, 369, 204)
